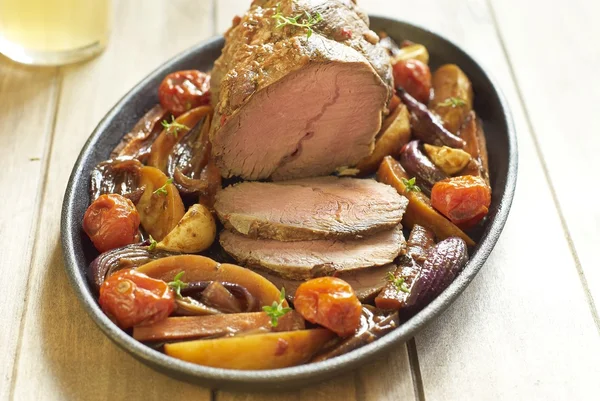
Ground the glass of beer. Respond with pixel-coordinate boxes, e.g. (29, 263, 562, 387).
(0, 0, 112, 66)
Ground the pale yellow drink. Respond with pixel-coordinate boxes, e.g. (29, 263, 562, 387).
(0, 0, 111, 65)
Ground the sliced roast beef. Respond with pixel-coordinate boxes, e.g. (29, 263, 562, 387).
(210, 0, 393, 180)
(258, 263, 397, 302)
(214, 177, 408, 241)
(219, 225, 405, 280)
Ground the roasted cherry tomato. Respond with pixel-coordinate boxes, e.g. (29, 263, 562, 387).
(431, 175, 491, 229)
(99, 269, 175, 329)
(393, 59, 432, 104)
(294, 277, 362, 337)
(158, 70, 211, 116)
(83, 194, 140, 253)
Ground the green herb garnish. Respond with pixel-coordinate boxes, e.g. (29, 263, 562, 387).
(153, 178, 173, 196)
(272, 3, 323, 39)
(401, 177, 421, 193)
(148, 235, 158, 251)
(168, 271, 188, 299)
(437, 97, 466, 108)
(387, 272, 410, 293)
(262, 288, 292, 327)
(161, 116, 189, 138)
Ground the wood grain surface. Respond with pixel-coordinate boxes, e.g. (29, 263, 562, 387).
(7, 1, 213, 400)
(0, 60, 58, 401)
(0, 0, 597, 400)
(491, 0, 600, 316)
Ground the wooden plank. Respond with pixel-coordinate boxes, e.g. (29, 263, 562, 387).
(365, 0, 600, 399)
(216, 351, 415, 401)
(214, 2, 417, 401)
(0, 59, 58, 399)
(217, 376, 356, 401)
(490, 0, 600, 314)
(10, 1, 214, 400)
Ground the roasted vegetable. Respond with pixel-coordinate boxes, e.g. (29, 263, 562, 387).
(136, 255, 286, 308)
(392, 43, 429, 64)
(99, 269, 175, 329)
(156, 204, 216, 253)
(356, 103, 411, 175)
(135, 166, 185, 241)
(89, 157, 143, 202)
(405, 237, 468, 310)
(398, 88, 466, 149)
(294, 277, 362, 337)
(133, 311, 306, 342)
(458, 111, 490, 184)
(374, 257, 421, 310)
(158, 70, 211, 116)
(393, 59, 432, 104)
(88, 242, 175, 292)
(83, 194, 141, 253)
(377, 237, 467, 314)
(148, 106, 212, 173)
(164, 329, 335, 370)
(167, 112, 222, 201)
(173, 280, 257, 314)
(400, 140, 448, 196)
(375, 225, 435, 310)
(198, 281, 245, 313)
(429, 64, 473, 134)
(197, 160, 222, 209)
(174, 296, 222, 316)
(110, 105, 168, 161)
(377, 156, 475, 246)
(312, 306, 399, 362)
(406, 224, 436, 264)
(423, 144, 471, 175)
(431, 175, 491, 229)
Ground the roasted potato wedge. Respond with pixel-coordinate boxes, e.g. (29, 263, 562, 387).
(423, 144, 471, 175)
(392, 44, 429, 64)
(136, 166, 185, 241)
(137, 255, 286, 307)
(356, 103, 411, 175)
(164, 329, 335, 370)
(157, 204, 216, 253)
(429, 64, 473, 134)
(377, 156, 475, 246)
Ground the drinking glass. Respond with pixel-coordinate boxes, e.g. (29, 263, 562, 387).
(0, 0, 112, 66)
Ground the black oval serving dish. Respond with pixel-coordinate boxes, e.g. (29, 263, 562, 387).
(61, 17, 517, 390)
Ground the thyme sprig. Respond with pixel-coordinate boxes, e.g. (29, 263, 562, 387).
(272, 3, 323, 39)
(262, 288, 292, 327)
(148, 235, 158, 251)
(161, 116, 189, 138)
(437, 97, 466, 108)
(153, 178, 173, 196)
(401, 177, 421, 193)
(168, 271, 188, 299)
(387, 272, 410, 293)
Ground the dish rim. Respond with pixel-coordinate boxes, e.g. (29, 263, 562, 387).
(60, 16, 518, 388)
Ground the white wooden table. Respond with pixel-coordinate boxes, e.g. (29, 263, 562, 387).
(1, 0, 599, 399)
